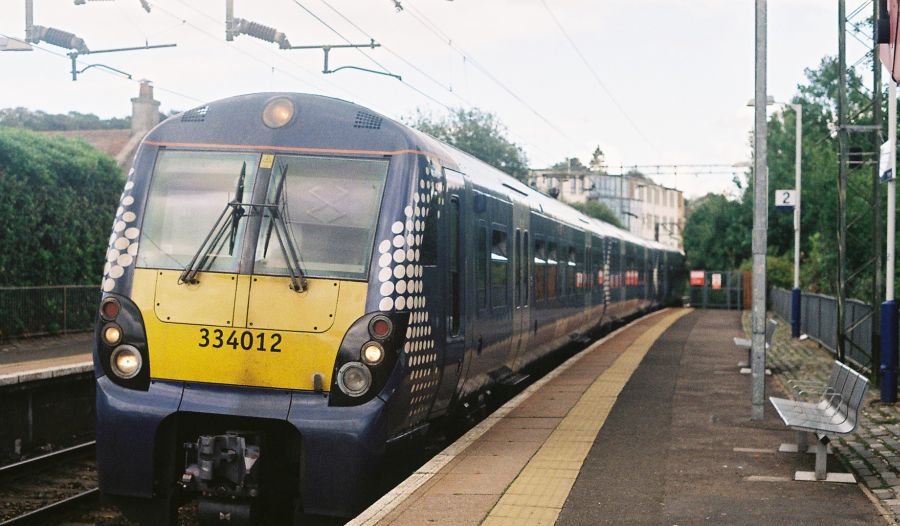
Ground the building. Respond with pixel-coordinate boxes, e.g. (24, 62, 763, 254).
(44, 79, 161, 169)
(528, 168, 685, 250)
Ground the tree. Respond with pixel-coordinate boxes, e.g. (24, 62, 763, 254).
(405, 108, 530, 181)
(0, 127, 122, 286)
(0, 107, 132, 131)
(590, 146, 605, 172)
(681, 54, 882, 296)
(569, 200, 623, 228)
(682, 194, 750, 270)
(550, 157, 586, 171)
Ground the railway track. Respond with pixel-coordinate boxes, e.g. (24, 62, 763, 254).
(0, 441, 100, 525)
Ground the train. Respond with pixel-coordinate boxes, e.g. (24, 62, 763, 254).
(93, 92, 686, 525)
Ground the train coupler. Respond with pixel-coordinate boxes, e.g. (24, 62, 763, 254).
(181, 431, 262, 524)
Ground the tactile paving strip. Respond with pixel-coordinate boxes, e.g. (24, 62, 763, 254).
(482, 308, 691, 526)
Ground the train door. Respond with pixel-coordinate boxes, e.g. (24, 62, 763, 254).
(431, 168, 467, 414)
(509, 202, 531, 371)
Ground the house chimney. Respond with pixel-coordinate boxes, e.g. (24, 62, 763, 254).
(131, 79, 160, 137)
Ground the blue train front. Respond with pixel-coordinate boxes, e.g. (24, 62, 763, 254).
(93, 92, 685, 525)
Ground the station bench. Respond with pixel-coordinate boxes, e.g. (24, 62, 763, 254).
(734, 318, 776, 375)
(769, 361, 868, 483)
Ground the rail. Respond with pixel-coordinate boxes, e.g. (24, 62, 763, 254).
(0, 285, 98, 342)
(0, 441, 98, 525)
(770, 287, 873, 373)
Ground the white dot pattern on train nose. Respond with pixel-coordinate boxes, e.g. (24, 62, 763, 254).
(374, 161, 445, 425)
(102, 170, 139, 293)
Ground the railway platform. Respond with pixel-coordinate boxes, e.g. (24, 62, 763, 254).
(0, 332, 92, 385)
(350, 309, 887, 526)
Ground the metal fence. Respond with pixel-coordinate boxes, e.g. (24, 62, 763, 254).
(0, 285, 99, 341)
(770, 287, 873, 372)
(687, 271, 744, 309)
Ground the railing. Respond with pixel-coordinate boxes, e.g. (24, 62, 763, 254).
(687, 271, 744, 310)
(0, 285, 99, 341)
(770, 287, 873, 372)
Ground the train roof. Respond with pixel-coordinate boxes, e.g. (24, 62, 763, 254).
(157, 92, 681, 255)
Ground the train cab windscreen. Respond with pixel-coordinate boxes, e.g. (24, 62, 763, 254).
(137, 150, 261, 272)
(253, 155, 389, 280)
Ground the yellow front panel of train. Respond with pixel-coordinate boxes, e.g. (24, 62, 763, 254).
(131, 268, 368, 390)
(154, 270, 238, 327)
(246, 276, 339, 332)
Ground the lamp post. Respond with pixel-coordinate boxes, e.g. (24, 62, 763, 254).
(747, 97, 803, 338)
(882, 77, 897, 403)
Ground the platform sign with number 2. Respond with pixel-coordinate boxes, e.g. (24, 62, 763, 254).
(775, 189, 796, 210)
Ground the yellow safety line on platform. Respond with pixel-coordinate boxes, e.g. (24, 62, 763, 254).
(481, 309, 691, 526)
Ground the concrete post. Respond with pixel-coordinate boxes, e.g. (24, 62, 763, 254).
(751, 0, 768, 421)
(791, 104, 802, 338)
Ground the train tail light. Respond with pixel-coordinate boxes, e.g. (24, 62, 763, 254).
(368, 315, 392, 339)
(100, 297, 120, 320)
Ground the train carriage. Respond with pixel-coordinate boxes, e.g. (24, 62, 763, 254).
(93, 93, 685, 525)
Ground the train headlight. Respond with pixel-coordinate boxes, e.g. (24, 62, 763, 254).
(361, 342, 385, 366)
(336, 362, 372, 397)
(101, 323, 123, 346)
(110, 345, 142, 380)
(262, 97, 294, 128)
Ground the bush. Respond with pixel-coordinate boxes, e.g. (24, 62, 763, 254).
(0, 127, 122, 286)
(738, 254, 794, 291)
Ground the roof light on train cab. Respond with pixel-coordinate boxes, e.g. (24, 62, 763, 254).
(262, 97, 294, 128)
(100, 297, 120, 320)
(337, 362, 372, 397)
(361, 342, 385, 366)
(368, 315, 392, 339)
(110, 345, 142, 380)
(101, 323, 123, 346)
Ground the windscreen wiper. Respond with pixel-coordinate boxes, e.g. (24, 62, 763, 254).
(179, 162, 247, 285)
(259, 164, 307, 292)
(228, 162, 247, 254)
(179, 163, 307, 292)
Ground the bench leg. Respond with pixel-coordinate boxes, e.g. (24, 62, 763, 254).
(794, 435, 855, 483)
(814, 438, 827, 480)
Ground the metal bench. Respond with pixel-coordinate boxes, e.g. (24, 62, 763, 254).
(769, 361, 868, 483)
(734, 318, 776, 374)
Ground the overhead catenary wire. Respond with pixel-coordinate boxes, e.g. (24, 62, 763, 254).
(313, 0, 558, 161)
(311, 0, 563, 161)
(151, 2, 321, 94)
(399, 0, 584, 148)
(1, 31, 204, 104)
(538, 0, 662, 158)
(159, 0, 374, 107)
(290, 0, 456, 112)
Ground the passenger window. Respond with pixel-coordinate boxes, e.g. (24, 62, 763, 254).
(547, 242, 558, 298)
(523, 231, 530, 306)
(534, 238, 546, 302)
(476, 221, 488, 309)
(567, 247, 577, 293)
(491, 228, 508, 307)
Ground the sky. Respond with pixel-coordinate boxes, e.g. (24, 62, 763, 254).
(0, 0, 875, 198)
